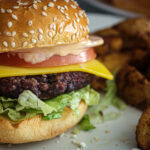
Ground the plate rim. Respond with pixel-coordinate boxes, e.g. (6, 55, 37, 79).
(82, 0, 141, 18)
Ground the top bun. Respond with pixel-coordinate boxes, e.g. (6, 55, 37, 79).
(0, 0, 89, 53)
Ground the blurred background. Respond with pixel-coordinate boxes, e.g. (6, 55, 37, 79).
(76, 0, 104, 13)
(76, 0, 150, 18)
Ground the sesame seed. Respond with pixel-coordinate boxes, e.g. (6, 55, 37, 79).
(76, 32, 79, 38)
(17, 1, 28, 6)
(48, 31, 53, 38)
(64, 5, 68, 10)
(79, 32, 82, 37)
(23, 32, 28, 37)
(80, 25, 83, 29)
(56, 42, 62, 44)
(87, 18, 89, 24)
(77, 18, 80, 22)
(6, 32, 11, 36)
(72, 34, 75, 40)
(48, 2, 54, 7)
(38, 34, 43, 40)
(73, 20, 77, 29)
(23, 41, 28, 47)
(42, 11, 47, 16)
(53, 17, 57, 21)
(0, 8, 5, 13)
(84, 27, 86, 32)
(59, 28, 63, 33)
(3, 41, 8, 47)
(65, 0, 69, 2)
(53, 0, 56, 2)
(8, 21, 13, 28)
(75, 13, 78, 18)
(53, 24, 56, 30)
(66, 15, 70, 20)
(12, 31, 16, 37)
(37, 0, 41, 3)
(50, 24, 56, 30)
(28, 20, 33, 26)
(79, 10, 83, 17)
(33, 4, 37, 9)
(7, 9, 12, 13)
(13, 6, 19, 9)
(32, 39, 37, 44)
(50, 24, 53, 30)
(71, 4, 76, 9)
(43, 6, 47, 10)
(74, 1, 79, 5)
(38, 28, 43, 34)
(11, 42, 15, 48)
(57, 5, 61, 9)
(60, 9, 64, 14)
(33, 0, 37, 4)
(12, 14, 18, 20)
(29, 30, 35, 34)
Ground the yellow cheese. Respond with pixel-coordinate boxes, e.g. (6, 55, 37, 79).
(0, 59, 113, 79)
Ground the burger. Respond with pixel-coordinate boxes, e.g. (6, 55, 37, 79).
(0, 0, 113, 144)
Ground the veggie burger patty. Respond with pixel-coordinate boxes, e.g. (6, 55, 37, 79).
(0, 72, 95, 100)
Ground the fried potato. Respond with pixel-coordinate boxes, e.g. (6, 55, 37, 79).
(114, 17, 150, 49)
(94, 28, 120, 37)
(136, 107, 150, 150)
(129, 49, 150, 73)
(93, 28, 123, 56)
(92, 52, 131, 91)
(116, 65, 150, 110)
(98, 52, 131, 72)
(112, 0, 150, 17)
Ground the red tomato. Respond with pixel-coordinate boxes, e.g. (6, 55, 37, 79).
(0, 48, 96, 68)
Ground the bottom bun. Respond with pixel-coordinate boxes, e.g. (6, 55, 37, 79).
(0, 101, 87, 144)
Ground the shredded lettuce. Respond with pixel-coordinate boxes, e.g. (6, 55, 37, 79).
(78, 114, 95, 131)
(95, 78, 126, 113)
(88, 73, 127, 124)
(76, 74, 127, 132)
(0, 86, 100, 122)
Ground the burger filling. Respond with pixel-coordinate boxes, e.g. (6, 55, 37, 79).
(0, 37, 113, 122)
(0, 72, 94, 100)
(0, 75, 99, 122)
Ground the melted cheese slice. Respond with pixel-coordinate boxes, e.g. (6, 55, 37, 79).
(0, 59, 113, 79)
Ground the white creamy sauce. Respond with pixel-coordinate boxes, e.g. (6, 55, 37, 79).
(10, 36, 103, 64)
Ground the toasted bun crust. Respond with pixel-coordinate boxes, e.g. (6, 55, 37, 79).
(0, 101, 87, 144)
(0, 0, 89, 53)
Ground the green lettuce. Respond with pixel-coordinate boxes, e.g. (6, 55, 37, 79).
(0, 86, 100, 122)
(88, 73, 127, 124)
(95, 78, 126, 113)
(78, 114, 95, 131)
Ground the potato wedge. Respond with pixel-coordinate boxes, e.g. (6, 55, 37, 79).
(93, 28, 123, 56)
(136, 107, 150, 150)
(116, 65, 150, 110)
(114, 17, 150, 49)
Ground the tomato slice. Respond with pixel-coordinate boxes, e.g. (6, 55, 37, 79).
(0, 48, 96, 68)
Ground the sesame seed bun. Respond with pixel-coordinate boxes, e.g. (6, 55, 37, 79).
(0, 0, 89, 53)
(0, 101, 87, 144)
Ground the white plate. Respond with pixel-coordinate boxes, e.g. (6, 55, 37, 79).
(82, 0, 141, 18)
(0, 14, 142, 150)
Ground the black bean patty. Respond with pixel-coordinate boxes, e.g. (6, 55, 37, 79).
(0, 72, 95, 100)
